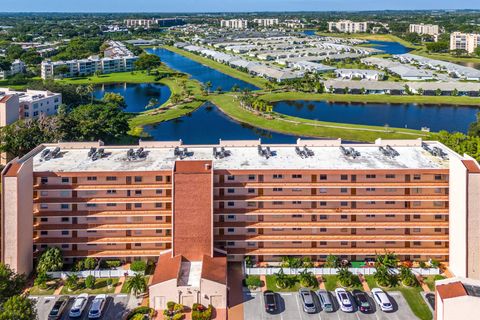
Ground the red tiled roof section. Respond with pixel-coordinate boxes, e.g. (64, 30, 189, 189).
(436, 281, 467, 301)
(201, 254, 227, 285)
(150, 253, 181, 286)
(463, 160, 480, 174)
(0, 94, 13, 104)
(173, 160, 213, 260)
(4, 161, 21, 177)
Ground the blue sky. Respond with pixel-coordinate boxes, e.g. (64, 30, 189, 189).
(2, 0, 479, 12)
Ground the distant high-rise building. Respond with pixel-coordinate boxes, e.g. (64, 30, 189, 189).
(253, 18, 279, 27)
(450, 32, 480, 54)
(220, 19, 248, 29)
(328, 20, 368, 33)
(409, 23, 440, 36)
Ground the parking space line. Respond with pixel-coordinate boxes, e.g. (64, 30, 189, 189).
(295, 294, 305, 320)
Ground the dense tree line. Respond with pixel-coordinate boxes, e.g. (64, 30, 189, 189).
(0, 263, 36, 319)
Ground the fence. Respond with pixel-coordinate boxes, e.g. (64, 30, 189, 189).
(245, 267, 440, 276)
(47, 269, 141, 279)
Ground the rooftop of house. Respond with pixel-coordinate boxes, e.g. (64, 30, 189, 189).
(28, 139, 457, 173)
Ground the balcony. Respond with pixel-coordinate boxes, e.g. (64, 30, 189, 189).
(214, 208, 449, 215)
(226, 247, 449, 256)
(34, 236, 172, 244)
(215, 195, 448, 201)
(34, 209, 172, 217)
(34, 196, 172, 204)
(34, 183, 172, 190)
(34, 222, 171, 231)
(216, 234, 449, 242)
(61, 249, 167, 258)
(214, 221, 449, 229)
(214, 181, 449, 188)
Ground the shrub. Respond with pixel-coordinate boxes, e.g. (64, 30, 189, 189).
(245, 275, 262, 289)
(434, 275, 446, 281)
(130, 260, 147, 272)
(65, 274, 79, 291)
(400, 266, 418, 287)
(172, 314, 184, 320)
(85, 275, 96, 289)
(298, 269, 317, 287)
(126, 306, 153, 320)
(337, 267, 354, 287)
(83, 258, 97, 270)
(419, 261, 427, 269)
(192, 304, 213, 320)
(167, 301, 176, 311)
(103, 260, 122, 269)
(34, 271, 51, 289)
(430, 259, 441, 268)
(74, 260, 84, 272)
(173, 303, 184, 313)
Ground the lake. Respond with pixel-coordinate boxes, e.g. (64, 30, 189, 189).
(273, 100, 479, 133)
(144, 102, 299, 144)
(367, 40, 412, 55)
(146, 48, 259, 91)
(93, 83, 171, 113)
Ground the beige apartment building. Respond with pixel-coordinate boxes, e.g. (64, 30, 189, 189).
(450, 32, 480, 53)
(220, 19, 248, 29)
(409, 23, 440, 36)
(328, 20, 368, 33)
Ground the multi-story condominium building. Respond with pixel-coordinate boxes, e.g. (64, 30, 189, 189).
(41, 41, 138, 79)
(0, 59, 26, 80)
(253, 18, 279, 27)
(409, 23, 440, 36)
(124, 19, 156, 29)
(220, 19, 248, 29)
(450, 32, 480, 53)
(281, 19, 305, 29)
(328, 20, 368, 33)
(0, 87, 62, 126)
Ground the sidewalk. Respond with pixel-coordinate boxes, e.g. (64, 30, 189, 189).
(415, 274, 431, 293)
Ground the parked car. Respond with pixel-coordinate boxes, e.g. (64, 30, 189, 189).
(263, 290, 277, 313)
(88, 294, 107, 319)
(69, 293, 88, 318)
(48, 296, 69, 320)
(372, 288, 393, 312)
(335, 288, 354, 312)
(316, 290, 334, 312)
(298, 288, 317, 313)
(353, 290, 372, 313)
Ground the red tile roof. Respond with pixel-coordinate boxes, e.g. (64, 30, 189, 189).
(0, 94, 13, 104)
(150, 253, 181, 286)
(463, 160, 480, 174)
(201, 254, 227, 285)
(437, 281, 467, 301)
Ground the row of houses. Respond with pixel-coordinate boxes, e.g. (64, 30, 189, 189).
(324, 79, 480, 96)
(361, 57, 436, 81)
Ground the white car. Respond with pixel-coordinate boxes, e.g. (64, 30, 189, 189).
(372, 288, 393, 312)
(335, 288, 353, 312)
(88, 294, 107, 319)
(69, 293, 88, 318)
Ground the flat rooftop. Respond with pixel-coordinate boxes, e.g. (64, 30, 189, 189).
(30, 140, 455, 173)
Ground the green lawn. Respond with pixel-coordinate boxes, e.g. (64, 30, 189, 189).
(209, 94, 431, 142)
(364, 275, 432, 320)
(322, 275, 363, 291)
(60, 278, 120, 295)
(163, 45, 270, 90)
(29, 279, 61, 295)
(265, 275, 319, 292)
(411, 48, 480, 64)
(120, 276, 150, 294)
(423, 275, 446, 292)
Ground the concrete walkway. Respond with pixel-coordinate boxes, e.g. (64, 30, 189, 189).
(260, 275, 267, 292)
(415, 274, 431, 293)
(53, 284, 64, 295)
(317, 275, 326, 290)
(227, 263, 245, 320)
(358, 274, 371, 292)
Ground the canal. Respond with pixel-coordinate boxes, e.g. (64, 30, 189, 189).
(273, 100, 478, 133)
(146, 48, 259, 92)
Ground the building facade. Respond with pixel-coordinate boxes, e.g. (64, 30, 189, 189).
(253, 19, 279, 27)
(409, 24, 440, 36)
(0, 59, 26, 80)
(2, 138, 479, 280)
(435, 277, 480, 320)
(450, 32, 480, 54)
(220, 19, 249, 29)
(124, 19, 156, 29)
(328, 20, 368, 33)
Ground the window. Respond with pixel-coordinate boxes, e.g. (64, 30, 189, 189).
(292, 174, 302, 179)
(273, 174, 283, 179)
(134, 176, 142, 183)
(106, 176, 117, 181)
(386, 174, 396, 179)
(340, 228, 348, 232)
(87, 176, 97, 181)
(156, 189, 163, 195)
(434, 188, 442, 193)
(319, 228, 327, 232)
(155, 203, 163, 208)
(340, 175, 348, 180)
(227, 175, 235, 181)
(156, 216, 163, 221)
(272, 228, 284, 231)
(273, 201, 284, 205)
(61, 204, 69, 209)
(366, 174, 376, 179)
(319, 215, 327, 220)
(227, 228, 235, 233)
(227, 242, 235, 246)
(227, 188, 235, 194)
(340, 215, 348, 219)
(320, 242, 327, 246)
(40, 231, 48, 235)
(61, 217, 69, 222)
(106, 203, 116, 207)
(413, 201, 421, 207)
(156, 230, 163, 234)
(248, 175, 255, 180)
(319, 202, 327, 206)
(340, 202, 348, 206)
(385, 241, 396, 244)
(413, 241, 421, 246)
(292, 241, 302, 244)
(40, 217, 48, 222)
(40, 191, 48, 196)
(292, 214, 303, 218)
(413, 174, 421, 180)
(434, 201, 444, 207)
(319, 188, 327, 194)
(386, 214, 396, 218)
(247, 202, 256, 207)
(292, 201, 302, 205)
(61, 244, 69, 249)
(435, 175, 442, 181)
(340, 241, 348, 245)
(434, 228, 442, 232)
(413, 214, 420, 219)
(227, 215, 236, 220)
(366, 214, 376, 218)
(155, 176, 163, 182)
(319, 174, 327, 180)
(292, 188, 302, 192)
(61, 177, 69, 183)
(227, 202, 235, 207)
(40, 204, 48, 209)
(413, 228, 420, 232)
(273, 188, 283, 192)
(247, 228, 256, 233)
(435, 215, 442, 220)
(366, 188, 376, 192)
(107, 190, 117, 194)
(435, 241, 442, 246)
(366, 228, 376, 231)
(247, 242, 256, 247)
(340, 188, 348, 193)
(248, 188, 255, 193)
(61, 231, 69, 235)
(386, 201, 396, 205)
(134, 203, 142, 208)
(41, 177, 48, 184)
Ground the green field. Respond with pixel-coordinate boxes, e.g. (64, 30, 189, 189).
(209, 94, 430, 142)
(60, 278, 120, 295)
(322, 275, 363, 291)
(265, 275, 319, 292)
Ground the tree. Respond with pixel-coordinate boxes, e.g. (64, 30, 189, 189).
(85, 275, 96, 289)
(375, 250, 399, 268)
(205, 81, 212, 95)
(0, 295, 37, 320)
(324, 255, 340, 268)
(0, 57, 11, 72)
(0, 263, 26, 304)
(170, 93, 181, 104)
(475, 46, 480, 57)
(468, 112, 480, 137)
(36, 247, 63, 273)
(134, 53, 162, 71)
(274, 268, 290, 289)
(337, 267, 354, 287)
(130, 260, 147, 272)
(65, 274, 79, 291)
(83, 257, 97, 270)
(298, 269, 317, 287)
(399, 266, 418, 287)
(231, 84, 240, 92)
(125, 274, 147, 297)
(426, 41, 449, 53)
(33, 271, 51, 290)
(102, 92, 127, 109)
(54, 65, 70, 78)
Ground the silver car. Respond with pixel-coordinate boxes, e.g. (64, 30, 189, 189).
(299, 288, 317, 313)
(88, 294, 107, 319)
(69, 293, 88, 318)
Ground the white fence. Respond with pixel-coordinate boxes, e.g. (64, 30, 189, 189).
(245, 267, 440, 276)
(47, 269, 141, 279)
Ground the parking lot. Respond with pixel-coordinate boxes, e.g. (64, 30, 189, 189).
(31, 294, 136, 320)
(244, 290, 417, 320)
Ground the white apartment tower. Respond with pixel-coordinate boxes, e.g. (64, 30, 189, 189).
(253, 19, 279, 27)
(328, 20, 368, 33)
(450, 32, 480, 54)
(220, 19, 248, 29)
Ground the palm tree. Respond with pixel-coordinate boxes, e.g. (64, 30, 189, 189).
(324, 254, 339, 268)
(375, 250, 398, 268)
(145, 98, 158, 110)
(85, 84, 94, 104)
(125, 274, 147, 297)
(231, 84, 240, 92)
(205, 81, 212, 95)
(337, 267, 354, 287)
(274, 268, 290, 289)
(65, 274, 79, 292)
(298, 269, 316, 287)
(76, 85, 86, 104)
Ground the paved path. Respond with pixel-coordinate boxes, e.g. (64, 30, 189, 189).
(415, 274, 431, 292)
(53, 284, 63, 295)
(260, 275, 267, 292)
(227, 262, 245, 320)
(317, 275, 326, 289)
(358, 274, 371, 292)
